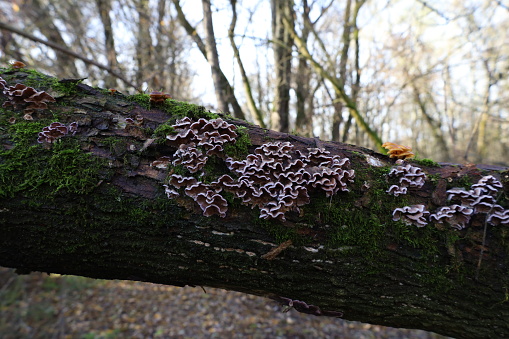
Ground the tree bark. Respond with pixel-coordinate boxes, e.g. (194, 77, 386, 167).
(228, 0, 266, 128)
(171, 0, 246, 120)
(201, 0, 229, 114)
(135, 0, 154, 87)
(96, 0, 119, 88)
(1, 70, 509, 339)
(285, 16, 383, 151)
(271, 0, 293, 132)
(294, 0, 313, 137)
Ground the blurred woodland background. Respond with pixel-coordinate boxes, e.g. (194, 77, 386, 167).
(1, 0, 509, 164)
(0, 0, 507, 337)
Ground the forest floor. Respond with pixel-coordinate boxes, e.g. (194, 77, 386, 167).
(0, 267, 450, 339)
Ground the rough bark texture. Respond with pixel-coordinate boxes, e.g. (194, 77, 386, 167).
(171, 0, 245, 120)
(1, 69, 509, 339)
(271, 0, 293, 132)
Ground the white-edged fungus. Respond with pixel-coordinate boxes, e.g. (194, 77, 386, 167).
(471, 175, 503, 196)
(447, 176, 503, 211)
(2, 79, 56, 114)
(172, 143, 207, 173)
(392, 204, 429, 227)
(151, 156, 172, 169)
(487, 209, 509, 226)
(386, 163, 426, 196)
(37, 122, 78, 144)
(163, 184, 179, 199)
(222, 142, 353, 220)
(429, 205, 474, 230)
(168, 174, 198, 188)
(195, 190, 228, 218)
(386, 184, 407, 196)
(163, 118, 353, 220)
(437, 175, 508, 230)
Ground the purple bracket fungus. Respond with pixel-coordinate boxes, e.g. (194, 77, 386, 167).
(386, 184, 407, 197)
(222, 142, 353, 221)
(487, 209, 509, 226)
(150, 156, 172, 169)
(172, 143, 208, 173)
(392, 204, 429, 227)
(386, 163, 426, 196)
(446, 188, 477, 206)
(166, 117, 237, 159)
(169, 174, 198, 189)
(125, 116, 144, 126)
(163, 185, 179, 199)
(429, 205, 474, 230)
(169, 178, 227, 217)
(447, 176, 503, 212)
(185, 182, 220, 198)
(68, 122, 78, 135)
(471, 195, 499, 213)
(1, 78, 56, 114)
(0, 77, 7, 90)
(195, 190, 228, 218)
(471, 175, 503, 196)
(37, 122, 78, 144)
(163, 118, 353, 221)
(434, 175, 509, 230)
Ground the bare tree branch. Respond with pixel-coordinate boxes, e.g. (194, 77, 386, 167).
(228, 0, 266, 128)
(284, 17, 383, 151)
(0, 21, 138, 90)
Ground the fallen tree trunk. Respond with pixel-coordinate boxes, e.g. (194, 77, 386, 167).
(1, 69, 509, 339)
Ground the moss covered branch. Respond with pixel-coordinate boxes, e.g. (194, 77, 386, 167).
(1, 68, 509, 339)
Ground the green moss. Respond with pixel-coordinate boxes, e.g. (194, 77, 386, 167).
(327, 209, 385, 252)
(126, 93, 150, 109)
(0, 118, 104, 198)
(427, 173, 441, 184)
(152, 123, 175, 141)
(412, 158, 441, 167)
(95, 87, 113, 95)
(51, 80, 81, 96)
(0, 137, 103, 197)
(454, 175, 473, 189)
(100, 136, 125, 153)
(253, 215, 304, 244)
(44, 141, 102, 194)
(11, 68, 80, 96)
(170, 164, 187, 176)
(125, 94, 218, 122)
(162, 99, 218, 120)
(223, 126, 251, 159)
(8, 121, 47, 145)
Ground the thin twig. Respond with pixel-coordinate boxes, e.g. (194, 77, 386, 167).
(476, 192, 503, 280)
(0, 21, 138, 90)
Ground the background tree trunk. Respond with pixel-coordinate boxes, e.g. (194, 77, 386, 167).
(1, 70, 509, 339)
(96, 0, 119, 88)
(201, 0, 229, 114)
(171, 0, 245, 119)
(25, 0, 80, 76)
(271, 0, 293, 132)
